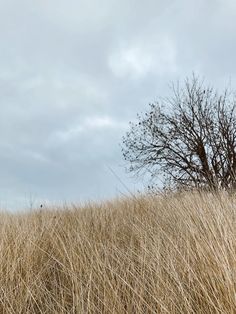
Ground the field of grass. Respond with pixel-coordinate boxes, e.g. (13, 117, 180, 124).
(0, 191, 235, 313)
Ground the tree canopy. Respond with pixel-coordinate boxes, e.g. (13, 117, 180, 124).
(122, 76, 236, 191)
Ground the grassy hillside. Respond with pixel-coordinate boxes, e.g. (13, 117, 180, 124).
(0, 191, 235, 313)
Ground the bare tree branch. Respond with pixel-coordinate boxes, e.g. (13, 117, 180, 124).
(121, 75, 236, 191)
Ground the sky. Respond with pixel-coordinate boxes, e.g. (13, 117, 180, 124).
(0, 0, 236, 210)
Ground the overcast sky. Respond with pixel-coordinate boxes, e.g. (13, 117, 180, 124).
(0, 0, 236, 210)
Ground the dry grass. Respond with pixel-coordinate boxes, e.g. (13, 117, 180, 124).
(0, 191, 236, 313)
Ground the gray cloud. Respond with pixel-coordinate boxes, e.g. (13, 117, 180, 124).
(0, 0, 235, 209)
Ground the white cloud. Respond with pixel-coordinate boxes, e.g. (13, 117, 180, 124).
(53, 116, 126, 142)
(36, 0, 118, 33)
(108, 38, 177, 79)
(109, 46, 153, 79)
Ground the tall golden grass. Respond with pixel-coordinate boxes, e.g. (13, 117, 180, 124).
(0, 191, 235, 313)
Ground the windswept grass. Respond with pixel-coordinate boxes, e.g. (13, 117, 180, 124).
(0, 191, 236, 313)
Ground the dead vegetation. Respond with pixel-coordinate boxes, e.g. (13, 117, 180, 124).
(0, 191, 235, 313)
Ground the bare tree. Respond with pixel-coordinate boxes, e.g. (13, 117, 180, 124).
(121, 76, 236, 191)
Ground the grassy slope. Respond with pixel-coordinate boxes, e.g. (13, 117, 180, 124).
(0, 192, 235, 313)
